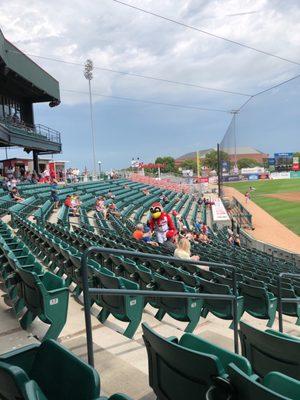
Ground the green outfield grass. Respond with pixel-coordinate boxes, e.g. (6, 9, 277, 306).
(225, 179, 300, 235)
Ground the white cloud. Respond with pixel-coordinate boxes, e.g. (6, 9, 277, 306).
(1, 0, 300, 108)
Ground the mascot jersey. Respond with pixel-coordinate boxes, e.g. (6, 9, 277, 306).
(149, 202, 175, 244)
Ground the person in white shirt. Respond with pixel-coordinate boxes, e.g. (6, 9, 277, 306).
(174, 238, 199, 261)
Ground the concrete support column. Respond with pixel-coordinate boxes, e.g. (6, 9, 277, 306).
(33, 150, 39, 174)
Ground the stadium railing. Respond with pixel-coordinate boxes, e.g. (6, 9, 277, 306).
(230, 197, 253, 229)
(80, 246, 239, 367)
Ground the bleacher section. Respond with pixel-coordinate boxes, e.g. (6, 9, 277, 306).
(0, 178, 300, 399)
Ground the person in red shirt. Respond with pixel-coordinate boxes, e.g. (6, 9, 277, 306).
(64, 195, 72, 208)
(149, 202, 175, 244)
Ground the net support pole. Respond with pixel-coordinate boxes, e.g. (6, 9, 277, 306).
(217, 143, 221, 197)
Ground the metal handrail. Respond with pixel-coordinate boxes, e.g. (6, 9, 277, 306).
(0, 117, 61, 144)
(81, 246, 239, 367)
(278, 272, 300, 332)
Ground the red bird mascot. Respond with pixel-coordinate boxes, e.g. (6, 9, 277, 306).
(149, 202, 175, 244)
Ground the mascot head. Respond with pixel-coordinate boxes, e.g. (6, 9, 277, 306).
(150, 202, 163, 219)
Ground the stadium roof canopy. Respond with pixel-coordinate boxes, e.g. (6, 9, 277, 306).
(0, 29, 60, 102)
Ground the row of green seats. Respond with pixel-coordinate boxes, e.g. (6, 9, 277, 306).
(143, 322, 300, 399)
(0, 219, 69, 340)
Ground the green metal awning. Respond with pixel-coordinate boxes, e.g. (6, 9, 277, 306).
(0, 29, 60, 102)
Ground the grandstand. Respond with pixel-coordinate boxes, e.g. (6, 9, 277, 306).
(0, 29, 61, 172)
(0, 12, 300, 400)
(0, 176, 300, 399)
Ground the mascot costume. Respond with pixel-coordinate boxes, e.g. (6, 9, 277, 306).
(149, 202, 175, 243)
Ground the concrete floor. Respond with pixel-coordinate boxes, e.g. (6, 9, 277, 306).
(1, 285, 300, 399)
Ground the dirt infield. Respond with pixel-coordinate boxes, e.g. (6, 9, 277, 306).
(264, 192, 300, 202)
(224, 186, 300, 254)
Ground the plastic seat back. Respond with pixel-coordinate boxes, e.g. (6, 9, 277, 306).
(0, 361, 29, 400)
(154, 275, 189, 314)
(239, 283, 269, 314)
(93, 270, 125, 313)
(226, 363, 288, 400)
(16, 269, 43, 315)
(142, 323, 226, 400)
(199, 278, 232, 316)
(239, 321, 300, 379)
(30, 340, 100, 400)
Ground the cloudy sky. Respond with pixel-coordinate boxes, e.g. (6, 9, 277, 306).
(1, 0, 300, 170)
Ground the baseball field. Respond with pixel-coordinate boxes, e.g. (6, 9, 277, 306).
(224, 179, 300, 235)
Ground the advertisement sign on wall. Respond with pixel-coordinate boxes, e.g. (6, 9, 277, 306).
(199, 177, 209, 183)
(268, 158, 275, 165)
(248, 174, 259, 180)
(274, 152, 293, 158)
(270, 172, 291, 180)
(222, 175, 240, 182)
(241, 167, 265, 174)
(290, 171, 300, 178)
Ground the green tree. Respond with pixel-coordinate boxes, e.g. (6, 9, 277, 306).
(180, 159, 197, 172)
(237, 158, 260, 169)
(154, 156, 176, 173)
(204, 150, 229, 170)
(293, 152, 300, 158)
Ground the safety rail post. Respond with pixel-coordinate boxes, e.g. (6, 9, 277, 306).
(278, 272, 300, 332)
(81, 246, 239, 368)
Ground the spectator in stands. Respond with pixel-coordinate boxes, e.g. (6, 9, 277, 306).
(198, 232, 210, 244)
(132, 223, 144, 240)
(194, 220, 202, 232)
(95, 196, 107, 218)
(50, 180, 59, 209)
(174, 238, 199, 261)
(142, 226, 151, 243)
(159, 194, 169, 205)
(10, 187, 23, 202)
(65, 194, 79, 216)
(107, 190, 115, 199)
(201, 223, 208, 235)
(2, 178, 10, 192)
(160, 230, 177, 252)
(107, 202, 120, 219)
(234, 234, 241, 247)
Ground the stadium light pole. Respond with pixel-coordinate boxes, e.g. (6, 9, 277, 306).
(98, 161, 102, 179)
(84, 59, 97, 179)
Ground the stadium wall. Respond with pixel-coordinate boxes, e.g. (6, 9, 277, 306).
(240, 229, 300, 267)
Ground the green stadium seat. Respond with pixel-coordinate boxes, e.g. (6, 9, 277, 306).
(142, 323, 250, 400)
(239, 283, 277, 327)
(239, 321, 300, 379)
(0, 340, 132, 400)
(0, 360, 48, 400)
(92, 270, 144, 338)
(264, 329, 300, 342)
(153, 274, 203, 333)
(199, 279, 244, 328)
(17, 269, 69, 340)
(268, 284, 300, 325)
(223, 363, 300, 400)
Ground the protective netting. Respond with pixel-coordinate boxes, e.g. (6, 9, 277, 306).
(219, 74, 300, 194)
